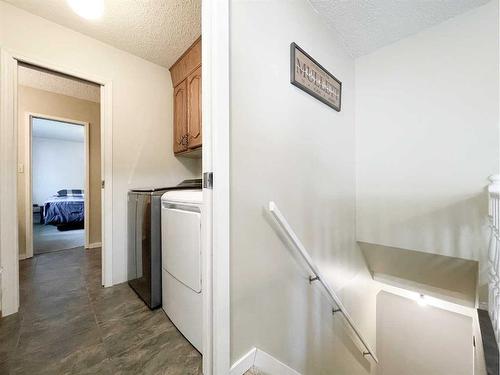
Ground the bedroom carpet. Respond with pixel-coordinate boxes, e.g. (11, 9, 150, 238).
(33, 223, 84, 254)
(0, 247, 202, 374)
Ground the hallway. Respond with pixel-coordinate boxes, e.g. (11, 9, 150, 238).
(0, 247, 201, 374)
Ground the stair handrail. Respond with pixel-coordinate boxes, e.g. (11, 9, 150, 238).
(268, 201, 379, 363)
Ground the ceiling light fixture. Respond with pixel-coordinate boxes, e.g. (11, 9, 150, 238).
(67, 0, 104, 20)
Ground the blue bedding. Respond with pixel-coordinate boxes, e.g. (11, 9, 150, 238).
(44, 196, 84, 225)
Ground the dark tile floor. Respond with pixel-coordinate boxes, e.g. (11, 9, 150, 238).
(0, 247, 202, 374)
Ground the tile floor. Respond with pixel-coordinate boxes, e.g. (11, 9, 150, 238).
(0, 247, 202, 374)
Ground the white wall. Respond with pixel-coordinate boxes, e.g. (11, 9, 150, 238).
(0, 1, 201, 283)
(355, 1, 499, 288)
(230, 1, 378, 374)
(32, 135, 84, 206)
(376, 291, 473, 375)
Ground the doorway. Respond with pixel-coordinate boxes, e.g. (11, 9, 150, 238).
(0, 52, 114, 317)
(29, 116, 88, 255)
(16, 63, 102, 262)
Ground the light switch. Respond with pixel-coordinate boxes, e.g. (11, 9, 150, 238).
(18, 163, 24, 173)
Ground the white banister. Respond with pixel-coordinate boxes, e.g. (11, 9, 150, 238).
(268, 201, 379, 363)
(487, 175, 500, 345)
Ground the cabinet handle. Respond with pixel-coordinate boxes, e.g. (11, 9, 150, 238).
(177, 134, 185, 145)
(182, 134, 189, 146)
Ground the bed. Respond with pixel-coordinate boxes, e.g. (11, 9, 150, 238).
(43, 189, 84, 229)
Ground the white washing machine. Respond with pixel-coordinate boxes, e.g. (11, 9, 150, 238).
(160, 189, 203, 353)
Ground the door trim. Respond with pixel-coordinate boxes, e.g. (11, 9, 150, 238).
(0, 48, 114, 316)
(202, 0, 231, 374)
(0, 49, 20, 316)
(22, 114, 90, 259)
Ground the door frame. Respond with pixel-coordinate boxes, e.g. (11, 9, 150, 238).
(202, 0, 231, 374)
(22, 113, 90, 260)
(0, 48, 114, 316)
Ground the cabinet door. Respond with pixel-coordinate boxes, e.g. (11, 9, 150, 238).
(187, 66, 202, 149)
(173, 80, 188, 154)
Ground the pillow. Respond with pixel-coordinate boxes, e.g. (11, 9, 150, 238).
(57, 189, 84, 197)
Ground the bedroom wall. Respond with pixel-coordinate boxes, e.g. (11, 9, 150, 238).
(1, 1, 202, 280)
(32, 133, 84, 207)
(17, 85, 102, 254)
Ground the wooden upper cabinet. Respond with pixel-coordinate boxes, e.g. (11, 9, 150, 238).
(169, 37, 202, 156)
(173, 80, 188, 154)
(187, 66, 202, 149)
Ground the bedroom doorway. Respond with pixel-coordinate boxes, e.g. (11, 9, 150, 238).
(16, 63, 102, 261)
(29, 116, 88, 255)
(17, 63, 102, 259)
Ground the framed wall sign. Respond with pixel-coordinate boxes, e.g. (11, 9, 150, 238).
(290, 42, 342, 112)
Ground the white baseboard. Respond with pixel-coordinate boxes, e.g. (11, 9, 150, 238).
(230, 348, 257, 375)
(86, 242, 102, 249)
(230, 347, 301, 375)
(254, 350, 301, 375)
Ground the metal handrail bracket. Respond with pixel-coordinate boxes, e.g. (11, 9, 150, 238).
(268, 201, 379, 363)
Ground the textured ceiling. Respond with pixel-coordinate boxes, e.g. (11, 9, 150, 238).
(33, 118, 85, 143)
(308, 0, 492, 57)
(4, 0, 201, 68)
(6, 0, 487, 62)
(19, 64, 100, 103)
